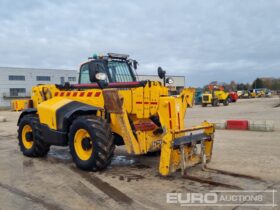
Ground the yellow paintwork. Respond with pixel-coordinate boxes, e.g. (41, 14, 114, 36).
(30, 81, 214, 176)
(202, 90, 229, 104)
(11, 99, 31, 111)
(74, 129, 93, 161)
(215, 90, 229, 100)
(180, 88, 196, 108)
(22, 124, 33, 149)
(37, 97, 73, 130)
(250, 92, 256, 98)
(241, 91, 257, 98)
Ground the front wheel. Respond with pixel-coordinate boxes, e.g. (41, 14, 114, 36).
(69, 115, 115, 171)
(18, 114, 50, 157)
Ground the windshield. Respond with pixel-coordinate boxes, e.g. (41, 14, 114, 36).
(108, 61, 135, 82)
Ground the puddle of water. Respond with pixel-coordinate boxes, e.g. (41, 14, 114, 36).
(111, 155, 151, 169)
(47, 148, 72, 164)
(111, 155, 137, 166)
(97, 155, 150, 182)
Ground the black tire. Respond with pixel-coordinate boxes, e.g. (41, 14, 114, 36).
(18, 114, 50, 157)
(69, 115, 115, 171)
(223, 98, 229, 106)
(202, 103, 207, 107)
(212, 99, 219, 107)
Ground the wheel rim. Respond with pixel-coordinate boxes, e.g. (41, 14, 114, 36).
(74, 129, 93, 161)
(22, 124, 34, 149)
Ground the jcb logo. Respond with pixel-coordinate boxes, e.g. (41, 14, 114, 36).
(152, 140, 162, 149)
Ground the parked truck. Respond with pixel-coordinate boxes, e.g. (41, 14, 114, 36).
(201, 85, 230, 107)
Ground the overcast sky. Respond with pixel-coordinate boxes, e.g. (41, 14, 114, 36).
(0, 0, 279, 87)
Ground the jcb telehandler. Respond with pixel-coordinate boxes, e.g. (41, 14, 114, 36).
(17, 53, 214, 176)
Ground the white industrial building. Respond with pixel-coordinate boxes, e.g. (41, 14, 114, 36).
(137, 74, 185, 92)
(0, 67, 185, 108)
(0, 67, 78, 108)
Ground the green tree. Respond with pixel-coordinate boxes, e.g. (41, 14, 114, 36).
(252, 78, 264, 89)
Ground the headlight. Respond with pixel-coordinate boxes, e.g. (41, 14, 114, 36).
(166, 77, 174, 84)
(95, 72, 107, 81)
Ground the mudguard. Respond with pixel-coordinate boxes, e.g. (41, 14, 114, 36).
(37, 98, 102, 146)
(17, 108, 37, 125)
(59, 101, 102, 131)
(37, 98, 102, 131)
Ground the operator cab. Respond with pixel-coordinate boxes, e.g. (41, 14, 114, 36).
(77, 53, 173, 89)
(79, 53, 137, 85)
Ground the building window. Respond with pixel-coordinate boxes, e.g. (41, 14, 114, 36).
(60, 77, 65, 85)
(36, 76, 51, 81)
(9, 75, 25, 81)
(9, 88, 26, 97)
(68, 77, 76, 82)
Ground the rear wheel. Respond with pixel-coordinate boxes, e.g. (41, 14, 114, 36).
(223, 98, 229, 106)
(18, 114, 50, 157)
(202, 103, 207, 107)
(69, 115, 115, 171)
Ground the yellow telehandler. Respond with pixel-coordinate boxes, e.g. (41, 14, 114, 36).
(17, 53, 214, 176)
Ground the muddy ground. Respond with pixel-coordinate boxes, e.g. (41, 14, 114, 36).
(0, 97, 279, 210)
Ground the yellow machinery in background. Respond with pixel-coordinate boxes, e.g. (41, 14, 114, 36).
(253, 89, 265, 98)
(11, 99, 32, 111)
(202, 85, 230, 107)
(239, 89, 264, 99)
(17, 53, 214, 176)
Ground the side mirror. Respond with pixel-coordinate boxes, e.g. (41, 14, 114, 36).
(89, 62, 108, 89)
(165, 77, 174, 85)
(157, 67, 166, 79)
(133, 60, 138, 70)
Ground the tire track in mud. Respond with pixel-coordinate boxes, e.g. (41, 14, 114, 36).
(0, 182, 63, 210)
(70, 167, 134, 205)
(44, 149, 137, 206)
(44, 151, 160, 209)
(71, 181, 107, 203)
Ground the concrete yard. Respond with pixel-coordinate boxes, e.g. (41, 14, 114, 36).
(0, 97, 279, 209)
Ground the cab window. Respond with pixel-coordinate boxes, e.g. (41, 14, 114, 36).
(79, 64, 90, 84)
(108, 61, 134, 82)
